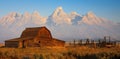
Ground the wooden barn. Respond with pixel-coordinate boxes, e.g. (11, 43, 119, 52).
(5, 26, 65, 48)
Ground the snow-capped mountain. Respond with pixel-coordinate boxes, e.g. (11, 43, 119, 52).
(48, 7, 72, 25)
(78, 12, 108, 25)
(0, 7, 120, 42)
(0, 12, 20, 27)
(0, 11, 46, 28)
(69, 12, 82, 25)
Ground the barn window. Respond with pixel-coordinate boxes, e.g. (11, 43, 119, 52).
(39, 41, 40, 43)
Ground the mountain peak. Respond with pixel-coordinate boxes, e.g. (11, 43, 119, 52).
(49, 6, 72, 24)
(56, 6, 63, 10)
(51, 6, 66, 17)
(32, 11, 40, 16)
(80, 11, 108, 25)
(70, 12, 79, 16)
(23, 12, 31, 17)
(8, 12, 21, 17)
(86, 11, 96, 18)
(55, 6, 63, 13)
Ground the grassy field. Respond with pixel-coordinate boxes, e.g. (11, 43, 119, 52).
(0, 46, 120, 59)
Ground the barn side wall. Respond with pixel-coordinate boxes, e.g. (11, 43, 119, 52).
(5, 41, 19, 48)
(53, 40, 65, 47)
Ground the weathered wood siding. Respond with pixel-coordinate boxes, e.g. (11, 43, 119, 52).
(53, 39, 65, 47)
(5, 41, 19, 48)
(38, 28, 52, 39)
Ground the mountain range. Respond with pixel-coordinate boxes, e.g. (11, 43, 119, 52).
(0, 7, 120, 42)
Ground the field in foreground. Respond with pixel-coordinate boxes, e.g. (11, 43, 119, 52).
(0, 46, 120, 59)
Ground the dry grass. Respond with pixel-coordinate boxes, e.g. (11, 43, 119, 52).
(0, 43, 4, 47)
(0, 46, 120, 59)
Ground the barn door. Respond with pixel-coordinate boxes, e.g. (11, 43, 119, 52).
(22, 40, 25, 48)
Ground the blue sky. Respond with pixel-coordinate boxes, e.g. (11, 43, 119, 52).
(0, 0, 120, 22)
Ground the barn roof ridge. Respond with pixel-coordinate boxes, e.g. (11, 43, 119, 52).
(24, 26, 49, 32)
(26, 26, 47, 29)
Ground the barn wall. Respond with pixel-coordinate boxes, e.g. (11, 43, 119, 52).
(33, 38, 53, 47)
(5, 41, 19, 48)
(18, 41, 23, 48)
(53, 40, 65, 47)
(26, 39, 35, 47)
(38, 28, 52, 39)
(33, 38, 65, 47)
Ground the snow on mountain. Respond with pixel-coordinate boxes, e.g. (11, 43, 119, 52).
(47, 9, 120, 41)
(78, 12, 104, 25)
(0, 12, 21, 27)
(31, 11, 46, 25)
(0, 11, 47, 32)
(0, 11, 46, 27)
(14, 11, 46, 27)
(69, 12, 82, 25)
(69, 12, 80, 19)
(48, 7, 72, 25)
(0, 7, 120, 42)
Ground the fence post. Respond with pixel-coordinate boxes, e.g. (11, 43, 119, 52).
(79, 40, 82, 45)
(98, 39, 101, 47)
(73, 40, 76, 46)
(86, 38, 90, 45)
